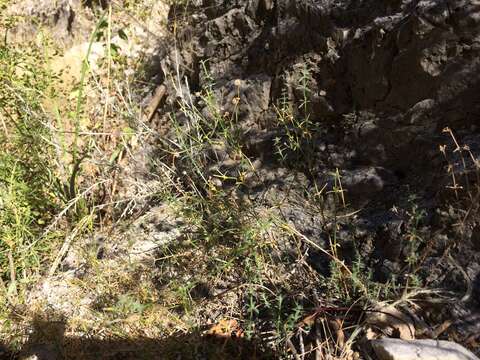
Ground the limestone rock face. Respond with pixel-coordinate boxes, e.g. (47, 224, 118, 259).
(159, 0, 480, 204)
(6, 0, 94, 46)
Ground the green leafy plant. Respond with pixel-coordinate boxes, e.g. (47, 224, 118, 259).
(0, 35, 62, 301)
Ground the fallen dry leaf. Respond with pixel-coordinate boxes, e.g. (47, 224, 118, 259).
(365, 327, 378, 340)
(298, 312, 318, 328)
(205, 318, 244, 338)
(329, 318, 345, 348)
(366, 305, 415, 340)
(432, 319, 452, 339)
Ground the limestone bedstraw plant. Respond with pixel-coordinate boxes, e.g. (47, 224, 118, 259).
(273, 65, 318, 171)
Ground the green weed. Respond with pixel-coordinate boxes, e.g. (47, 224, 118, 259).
(0, 38, 63, 301)
(273, 65, 318, 169)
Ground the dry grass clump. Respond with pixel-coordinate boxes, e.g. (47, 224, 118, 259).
(0, 0, 172, 347)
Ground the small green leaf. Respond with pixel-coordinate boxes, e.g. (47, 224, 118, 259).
(110, 43, 120, 57)
(118, 29, 128, 41)
(98, 19, 108, 29)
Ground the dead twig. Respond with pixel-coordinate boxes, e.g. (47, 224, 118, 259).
(144, 84, 167, 122)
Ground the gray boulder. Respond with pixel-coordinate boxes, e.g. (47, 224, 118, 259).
(372, 338, 479, 360)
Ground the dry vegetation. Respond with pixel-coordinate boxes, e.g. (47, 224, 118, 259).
(1, 0, 479, 359)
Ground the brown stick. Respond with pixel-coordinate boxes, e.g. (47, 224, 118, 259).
(144, 84, 167, 122)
